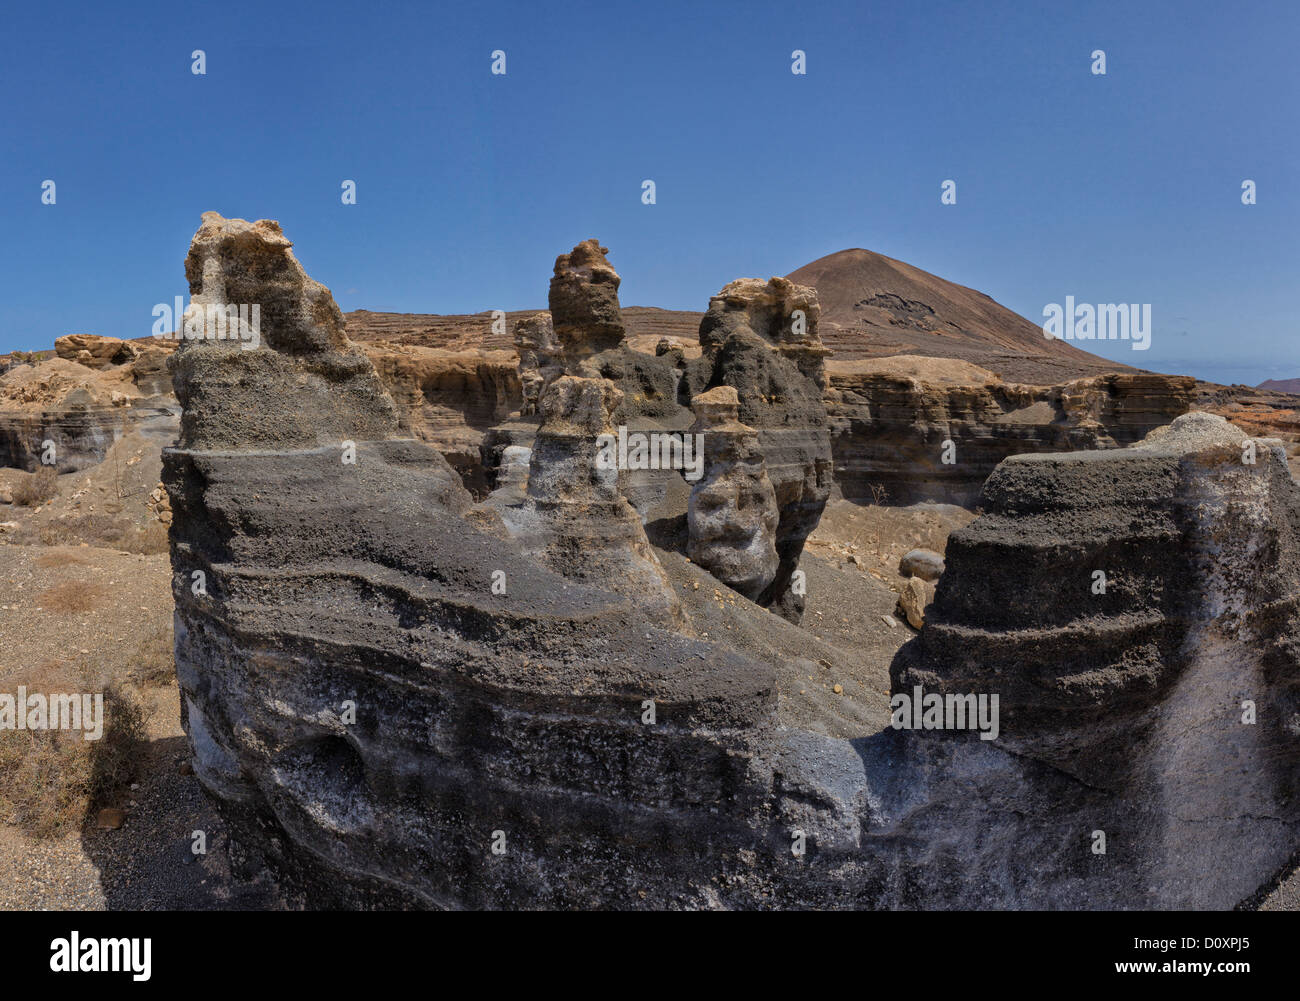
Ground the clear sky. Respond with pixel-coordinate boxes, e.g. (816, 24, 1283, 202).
(2, 0, 1296, 384)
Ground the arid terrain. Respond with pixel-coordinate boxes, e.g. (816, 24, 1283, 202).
(3, 219, 1300, 909)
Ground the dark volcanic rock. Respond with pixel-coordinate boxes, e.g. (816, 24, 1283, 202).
(683, 277, 833, 622)
(891, 412, 1300, 905)
(169, 216, 1300, 911)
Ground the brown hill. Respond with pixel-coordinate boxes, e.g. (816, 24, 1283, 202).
(1259, 378, 1300, 395)
(786, 248, 1136, 384)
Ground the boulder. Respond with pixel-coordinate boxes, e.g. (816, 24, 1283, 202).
(899, 548, 945, 581)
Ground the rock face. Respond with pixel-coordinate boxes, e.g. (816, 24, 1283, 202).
(549, 240, 628, 369)
(362, 343, 521, 496)
(683, 277, 833, 622)
(686, 386, 780, 601)
(890, 412, 1300, 906)
(0, 352, 178, 472)
(494, 374, 691, 632)
(166, 214, 785, 910)
(824, 357, 1197, 505)
(513, 312, 561, 417)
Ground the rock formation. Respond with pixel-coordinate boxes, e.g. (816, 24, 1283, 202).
(494, 374, 691, 632)
(55, 333, 142, 369)
(888, 412, 1300, 905)
(549, 240, 627, 370)
(686, 386, 780, 601)
(363, 343, 520, 496)
(513, 312, 561, 417)
(167, 217, 1300, 910)
(0, 346, 177, 472)
(683, 277, 833, 622)
(824, 356, 1197, 505)
(166, 213, 782, 909)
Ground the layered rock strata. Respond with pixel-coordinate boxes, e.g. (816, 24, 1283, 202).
(825, 358, 1196, 505)
(169, 216, 1300, 910)
(890, 412, 1300, 904)
(493, 374, 691, 632)
(682, 277, 833, 621)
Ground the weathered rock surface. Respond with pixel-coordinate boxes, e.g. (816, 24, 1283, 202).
(549, 240, 627, 369)
(890, 412, 1300, 906)
(686, 386, 780, 601)
(493, 374, 691, 632)
(166, 218, 1300, 910)
(513, 312, 561, 417)
(683, 277, 833, 622)
(0, 352, 178, 472)
(825, 356, 1197, 505)
(55, 333, 142, 369)
(166, 214, 787, 909)
(362, 342, 521, 496)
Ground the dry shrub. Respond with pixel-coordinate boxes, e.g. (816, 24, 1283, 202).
(0, 660, 150, 838)
(34, 550, 94, 569)
(122, 621, 175, 686)
(36, 580, 109, 614)
(35, 514, 169, 555)
(12, 467, 58, 507)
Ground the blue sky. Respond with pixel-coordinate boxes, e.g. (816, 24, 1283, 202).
(1, 0, 1296, 384)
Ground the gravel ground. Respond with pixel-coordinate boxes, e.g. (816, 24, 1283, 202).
(0, 541, 278, 910)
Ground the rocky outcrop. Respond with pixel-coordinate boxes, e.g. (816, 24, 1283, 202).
(168, 217, 1300, 910)
(0, 354, 178, 472)
(55, 334, 142, 369)
(686, 386, 779, 601)
(824, 357, 1196, 505)
(889, 412, 1300, 905)
(513, 312, 561, 417)
(362, 343, 521, 496)
(549, 240, 627, 369)
(683, 277, 833, 622)
(493, 374, 691, 632)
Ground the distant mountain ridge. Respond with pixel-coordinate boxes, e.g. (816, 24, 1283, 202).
(343, 247, 1138, 386)
(785, 248, 1135, 384)
(1258, 378, 1300, 395)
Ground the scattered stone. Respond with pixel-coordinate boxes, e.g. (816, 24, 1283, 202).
(896, 576, 932, 629)
(899, 548, 945, 581)
(95, 808, 126, 830)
